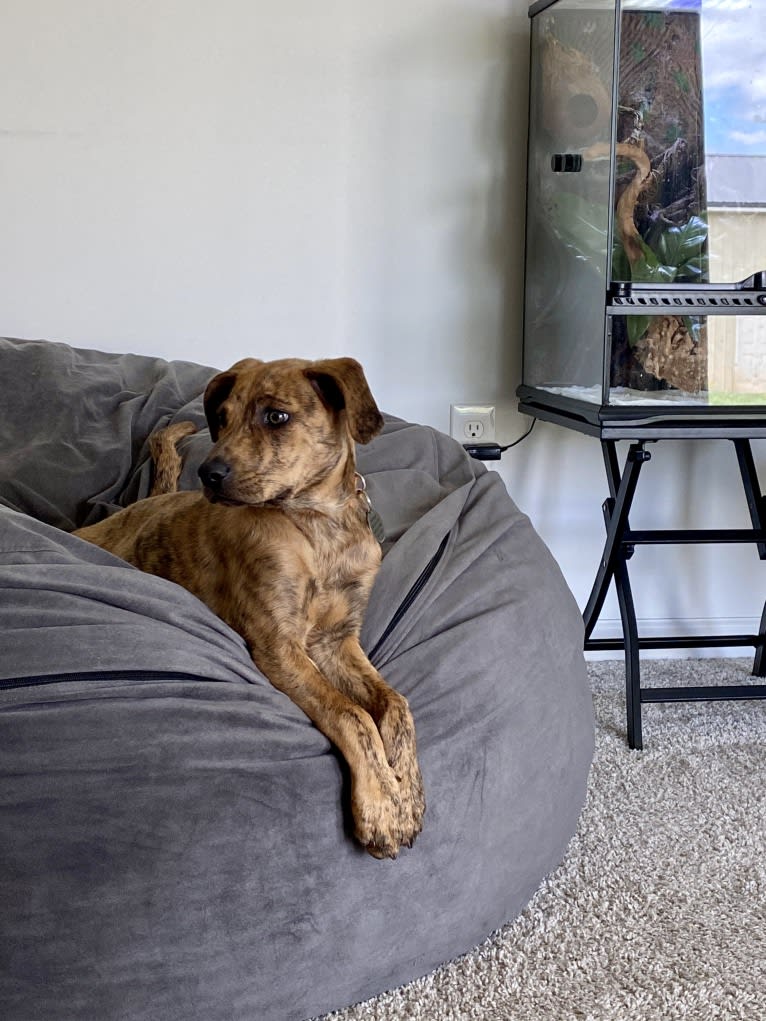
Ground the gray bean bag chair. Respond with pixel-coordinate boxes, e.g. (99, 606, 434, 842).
(0, 337, 593, 1021)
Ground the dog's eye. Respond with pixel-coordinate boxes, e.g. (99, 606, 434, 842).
(264, 409, 290, 427)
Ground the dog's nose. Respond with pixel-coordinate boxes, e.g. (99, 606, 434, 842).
(198, 459, 231, 491)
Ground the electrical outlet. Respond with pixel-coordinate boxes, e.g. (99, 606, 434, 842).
(450, 404, 496, 443)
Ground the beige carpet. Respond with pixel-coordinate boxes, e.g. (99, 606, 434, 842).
(316, 659, 766, 1021)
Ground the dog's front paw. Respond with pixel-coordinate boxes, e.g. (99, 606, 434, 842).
(352, 770, 411, 860)
(378, 705, 425, 848)
(397, 756, 426, 849)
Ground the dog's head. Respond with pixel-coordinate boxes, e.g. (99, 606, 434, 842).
(198, 357, 384, 506)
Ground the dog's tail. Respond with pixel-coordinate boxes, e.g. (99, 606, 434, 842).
(149, 421, 199, 496)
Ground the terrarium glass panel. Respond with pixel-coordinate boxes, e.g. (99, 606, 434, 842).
(615, 0, 766, 287)
(522, 0, 617, 394)
(611, 0, 766, 394)
(522, 0, 766, 413)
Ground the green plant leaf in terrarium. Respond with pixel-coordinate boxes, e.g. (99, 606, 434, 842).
(628, 314, 652, 346)
(656, 215, 708, 282)
(612, 214, 709, 345)
(630, 241, 677, 284)
(612, 227, 671, 344)
(611, 239, 632, 282)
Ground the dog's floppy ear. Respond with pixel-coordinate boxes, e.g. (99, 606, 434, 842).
(305, 358, 384, 444)
(203, 372, 236, 441)
(203, 359, 263, 440)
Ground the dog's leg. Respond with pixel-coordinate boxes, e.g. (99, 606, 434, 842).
(148, 421, 198, 496)
(254, 643, 412, 859)
(309, 637, 425, 847)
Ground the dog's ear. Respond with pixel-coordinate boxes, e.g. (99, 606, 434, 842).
(305, 358, 384, 444)
(203, 359, 263, 440)
(203, 371, 237, 441)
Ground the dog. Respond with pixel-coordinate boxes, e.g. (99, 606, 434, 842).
(74, 357, 424, 859)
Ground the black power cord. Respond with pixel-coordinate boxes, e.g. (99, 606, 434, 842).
(463, 417, 536, 461)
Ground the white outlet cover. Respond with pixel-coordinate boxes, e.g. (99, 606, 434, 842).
(450, 404, 496, 443)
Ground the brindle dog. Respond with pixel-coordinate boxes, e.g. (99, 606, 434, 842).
(75, 357, 425, 858)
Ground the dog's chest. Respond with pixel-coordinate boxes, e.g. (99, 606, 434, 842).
(300, 516, 380, 623)
(315, 530, 378, 591)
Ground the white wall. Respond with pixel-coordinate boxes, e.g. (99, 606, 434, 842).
(2, 0, 764, 655)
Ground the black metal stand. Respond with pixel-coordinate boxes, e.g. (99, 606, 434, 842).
(583, 438, 766, 749)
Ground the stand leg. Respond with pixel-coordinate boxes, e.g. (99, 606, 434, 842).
(733, 438, 766, 559)
(598, 490, 643, 747)
(733, 439, 766, 675)
(754, 602, 766, 677)
(584, 441, 649, 748)
(583, 441, 649, 641)
(615, 555, 643, 749)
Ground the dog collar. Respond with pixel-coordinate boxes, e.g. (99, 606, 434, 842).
(355, 473, 386, 544)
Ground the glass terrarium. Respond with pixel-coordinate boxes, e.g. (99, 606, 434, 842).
(518, 0, 766, 432)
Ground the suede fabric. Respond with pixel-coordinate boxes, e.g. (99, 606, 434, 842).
(0, 337, 594, 1021)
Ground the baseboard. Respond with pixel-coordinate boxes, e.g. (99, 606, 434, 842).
(586, 616, 762, 661)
